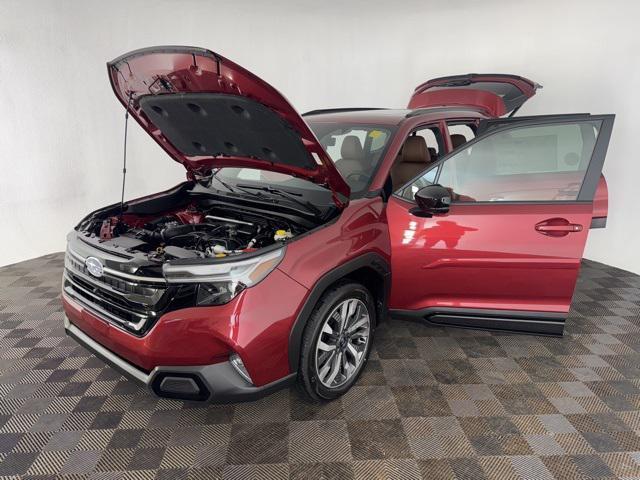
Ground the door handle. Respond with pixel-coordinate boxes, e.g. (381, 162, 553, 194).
(535, 218, 583, 237)
(536, 224, 583, 232)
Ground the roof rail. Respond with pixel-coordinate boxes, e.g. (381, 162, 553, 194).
(302, 107, 388, 116)
(405, 106, 486, 118)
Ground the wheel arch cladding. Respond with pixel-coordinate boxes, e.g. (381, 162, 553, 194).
(287, 253, 391, 372)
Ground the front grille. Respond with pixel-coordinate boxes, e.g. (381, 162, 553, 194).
(63, 249, 169, 335)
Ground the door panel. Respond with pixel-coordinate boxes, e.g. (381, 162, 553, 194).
(388, 114, 614, 332)
(388, 198, 593, 313)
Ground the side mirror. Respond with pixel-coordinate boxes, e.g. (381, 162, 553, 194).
(413, 184, 451, 216)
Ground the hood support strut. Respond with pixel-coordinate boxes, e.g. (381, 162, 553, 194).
(119, 91, 134, 220)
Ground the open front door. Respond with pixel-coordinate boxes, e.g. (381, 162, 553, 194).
(387, 114, 614, 334)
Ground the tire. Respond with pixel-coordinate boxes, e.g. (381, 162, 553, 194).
(299, 281, 376, 401)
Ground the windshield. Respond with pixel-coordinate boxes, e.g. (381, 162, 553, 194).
(307, 122, 395, 195)
(209, 122, 395, 199)
(210, 167, 336, 211)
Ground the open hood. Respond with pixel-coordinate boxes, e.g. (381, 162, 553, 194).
(408, 74, 541, 117)
(108, 46, 350, 207)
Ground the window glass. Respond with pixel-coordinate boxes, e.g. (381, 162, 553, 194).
(400, 121, 600, 203)
(370, 130, 389, 151)
(306, 122, 394, 195)
(415, 128, 440, 158)
(216, 168, 326, 191)
(391, 125, 441, 199)
(447, 123, 475, 149)
(435, 122, 600, 202)
(398, 166, 437, 200)
(325, 130, 367, 161)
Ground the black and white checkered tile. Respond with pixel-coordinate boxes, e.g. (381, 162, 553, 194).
(1, 253, 640, 479)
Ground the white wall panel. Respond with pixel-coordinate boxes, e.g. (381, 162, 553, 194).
(0, 0, 638, 272)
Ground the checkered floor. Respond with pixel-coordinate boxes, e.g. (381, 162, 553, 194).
(1, 254, 640, 479)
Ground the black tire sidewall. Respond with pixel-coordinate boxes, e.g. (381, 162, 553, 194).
(300, 282, 376, 401)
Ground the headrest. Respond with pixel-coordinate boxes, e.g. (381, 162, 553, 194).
(341, 135, 364, 160)
(401, 136, 430, 164)
(450, 134, 467, 149)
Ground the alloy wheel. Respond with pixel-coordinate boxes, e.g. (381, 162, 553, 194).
(314, 298, 371, 388)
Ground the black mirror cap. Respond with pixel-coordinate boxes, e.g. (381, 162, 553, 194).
(414, 184, 451, 215)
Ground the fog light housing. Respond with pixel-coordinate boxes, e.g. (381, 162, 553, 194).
(151, 372, 210, 401)
(230, 353, 253, 384)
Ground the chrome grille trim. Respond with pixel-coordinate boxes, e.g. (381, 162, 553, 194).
(67, 246, 166, 284)
(64, 246, 168, 334)
(63, 272, 149, 320)
(64, 255, 163, 302)
(63, 277, 150, 332)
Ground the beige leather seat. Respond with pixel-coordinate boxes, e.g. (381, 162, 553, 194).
(390, 136, 432, 187)
(338, 135, 366, 178)
(450, 134, 467, 149)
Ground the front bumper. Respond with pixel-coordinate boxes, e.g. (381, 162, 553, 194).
(64, 315, 295, 403)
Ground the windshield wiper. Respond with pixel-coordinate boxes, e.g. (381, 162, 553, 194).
(236, 184, 322, 216)
(209, 173, 242, 194)
(210, 172, 274, 199)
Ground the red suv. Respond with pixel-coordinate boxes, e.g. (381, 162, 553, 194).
(62, 46, 614, 402)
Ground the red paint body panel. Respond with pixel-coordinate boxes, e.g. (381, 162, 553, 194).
(64, 267, 309, 386)
(593, 175, 609, 221)
(409, 74, 539, 117)
(387, 197, 593, 313)
(277, 198, 391, 289)
(107, 47, 350, 204)
(409, 90, 506, 117)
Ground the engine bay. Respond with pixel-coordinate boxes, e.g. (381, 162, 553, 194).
(79, 204, 302, 262)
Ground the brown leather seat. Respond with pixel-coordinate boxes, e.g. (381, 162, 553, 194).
(338, 135, 366, 178)
(450, 134, 467, 149)
(390, 136, 432, 187)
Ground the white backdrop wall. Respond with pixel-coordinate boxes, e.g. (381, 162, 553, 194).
(1, 0, 639, 272)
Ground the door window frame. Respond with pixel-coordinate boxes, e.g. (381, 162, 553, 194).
(393, 114, 614, 205)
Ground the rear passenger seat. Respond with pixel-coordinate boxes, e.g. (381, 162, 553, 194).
(450, 134, 467, 149)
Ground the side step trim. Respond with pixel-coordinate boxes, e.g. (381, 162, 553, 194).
(389, 307, 565, 336)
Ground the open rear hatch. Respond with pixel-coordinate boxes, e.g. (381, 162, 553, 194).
(408, 74, 541, 117)
(108, 46, 350, 208)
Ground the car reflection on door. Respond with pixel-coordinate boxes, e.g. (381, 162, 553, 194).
(418, 220, 478, 249)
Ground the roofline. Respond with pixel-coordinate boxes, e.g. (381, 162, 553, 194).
(404, 106, 488, 118)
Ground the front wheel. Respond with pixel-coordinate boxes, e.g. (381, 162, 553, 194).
(299, 282, 375, 401)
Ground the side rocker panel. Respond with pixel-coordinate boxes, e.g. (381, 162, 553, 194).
(390, 307, 565, 336)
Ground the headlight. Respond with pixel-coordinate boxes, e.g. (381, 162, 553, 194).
(163, 247, 285, 306)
